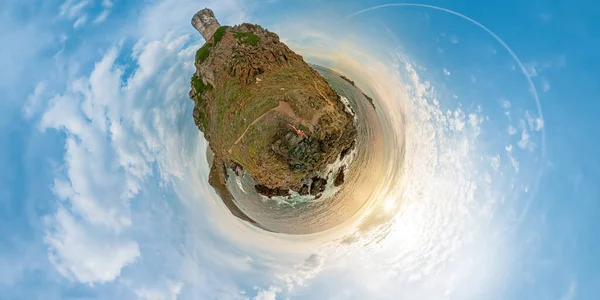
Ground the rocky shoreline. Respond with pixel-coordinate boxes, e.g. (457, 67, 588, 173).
(190, 9, 357, 203)
(340, 75, 376, 110)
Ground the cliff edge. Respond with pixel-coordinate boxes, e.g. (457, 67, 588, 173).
(189, 9, 357, 200)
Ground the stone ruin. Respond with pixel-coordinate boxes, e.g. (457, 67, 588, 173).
(191, 8, 221, 41)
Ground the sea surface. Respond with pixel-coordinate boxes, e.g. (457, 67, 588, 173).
(220, 66, 402, 234)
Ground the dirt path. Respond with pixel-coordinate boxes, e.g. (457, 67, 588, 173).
(272, 101, 315, 130)
(229, 108, 274, 152)
(229, 101, 310, 153)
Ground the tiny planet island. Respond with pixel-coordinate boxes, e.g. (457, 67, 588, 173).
(189, 8, 369, 226)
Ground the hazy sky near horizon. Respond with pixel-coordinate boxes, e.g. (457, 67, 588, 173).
(1, 0, 599, 299)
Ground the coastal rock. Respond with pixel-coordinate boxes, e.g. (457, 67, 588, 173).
(189, 9, 357, 202)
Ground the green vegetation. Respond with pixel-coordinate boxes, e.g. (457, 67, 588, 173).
(194, 106, 208, 130)
(213, 26, 230, 44)
(230, 114, 291, 186)
(233, 32, 260, 46)
(199, 109, 208, 130)
(208, 65, 332, 152)
(212, 77, 280, 149)
(191, 75, 209, 129)
(191, 74, 207, 94)
(195, 43, 212, 63)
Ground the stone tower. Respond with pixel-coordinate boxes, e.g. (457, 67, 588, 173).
(192, 8, 221, 42)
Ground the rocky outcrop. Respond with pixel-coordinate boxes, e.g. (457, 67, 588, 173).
(340, 74, 376, 110)
(189, 9, 357, 201)
(334, 166, 345, 187)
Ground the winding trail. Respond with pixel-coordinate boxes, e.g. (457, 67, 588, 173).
(228, 100, 315, 153)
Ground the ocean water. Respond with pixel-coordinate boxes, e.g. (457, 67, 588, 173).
(221, 66, 399, 234)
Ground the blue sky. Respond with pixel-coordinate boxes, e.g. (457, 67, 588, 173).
(0, 0, 599, 299)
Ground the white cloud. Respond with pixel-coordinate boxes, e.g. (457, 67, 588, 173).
(279, 253, 325, 290)
(59, 0, 90, 19)
(134, 281, 183, 300)
(59, 0, 90, 28)
(491, 154, 500, 171)
(94, 10, 110, 24)
(253, 286, 282, 300)
(94, 0, 114, 24)
(41, 48, 135, 231)
(45, 207, 140, 284)
(517, 129, 530, 150)
(468, 113, 479, 127)
(23, 0, 550, 298)
(541, 77, 551, 92)
(73, 15, 87, 28)
(535, 118, 544, 131)
(24, 80, 47, 119)
(39, 29, 200, 287)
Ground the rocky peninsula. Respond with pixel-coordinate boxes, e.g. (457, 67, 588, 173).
(189, 9, 357, 221)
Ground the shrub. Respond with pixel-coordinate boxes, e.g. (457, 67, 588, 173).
(191, 74, 207, 94)
(233, 32, 260, 46)
(213, 26, 230, 44)
(195, 43, 212, 63)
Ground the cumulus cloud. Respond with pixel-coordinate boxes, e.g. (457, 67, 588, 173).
(39, 28, 200, 288)
(40, 48, 135, 231)
(29, 0, 277, 295)
(45, 207, 140, 284)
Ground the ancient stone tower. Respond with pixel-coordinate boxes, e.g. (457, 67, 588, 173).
(192, 8, 221, 42)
